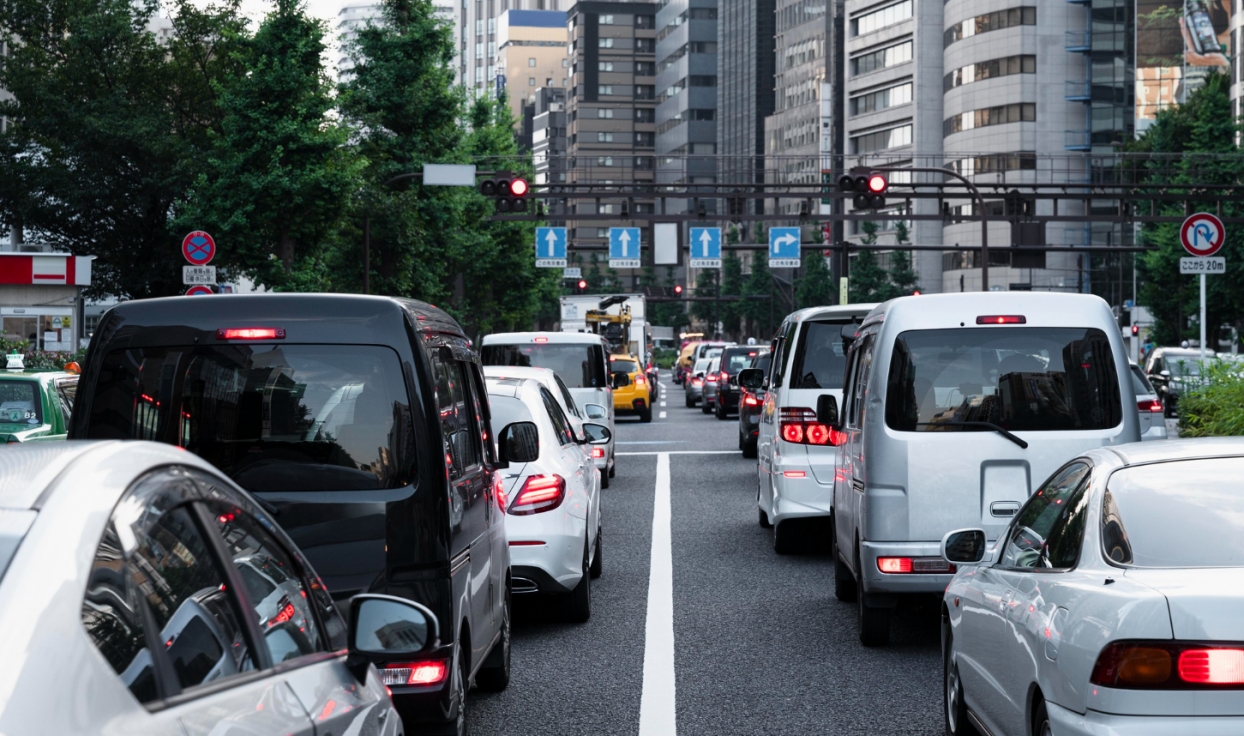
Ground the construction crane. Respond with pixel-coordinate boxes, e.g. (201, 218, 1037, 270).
(584, 296, 632, 356)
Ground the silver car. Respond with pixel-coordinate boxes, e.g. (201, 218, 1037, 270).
(701, 356, 723, 414)
(683, 356, 715, 407)
(0, 441, 440, 736)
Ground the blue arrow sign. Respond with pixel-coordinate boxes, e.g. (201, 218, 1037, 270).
(689, 227, 722, 267)
(535, 227, 567, 268)
(769, 227, 801, 267)
(610, 227, 641, 267)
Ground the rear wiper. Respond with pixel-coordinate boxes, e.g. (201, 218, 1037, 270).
(915, 421, 1028, 449)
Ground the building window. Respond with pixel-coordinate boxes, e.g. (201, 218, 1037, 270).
(598, 108, 614, 118)
(596, 228, 609, 238)
(688, 76, 716, 87)
(529, 77, 536, 86)
(474, 43, 483, 59)
(546, 78, 553, 85)
(945, 7, 1036, 48)
(596, 157, 615, 166)
(943, 103, 1036, 136)
(598, 38, 614, 48)
(636, 38, 654, 53)
(600, 61, 614, 71)
(849, 82, 913, 116)
(562, 59, 569, 67)
(600, 14, 614, 24)
(528, 58, 537, 67)
(850, 41, 912, 77)
(850, 124, 913, 154)
(944, 55, 1036, 92)
(487, 18, 494, 33)
(598, 132, 614, 142)
(851, 0, 912, 37)
(945, 152, 1037, 177)
(475, 19, 483, 35)
(598, 85, 614, 95)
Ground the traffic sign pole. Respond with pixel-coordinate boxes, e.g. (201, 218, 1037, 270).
(1181, 213, 1226, 360)
(1201, 273, 1207, 361)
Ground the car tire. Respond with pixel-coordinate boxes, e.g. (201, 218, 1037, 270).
(609, 461, 615, 478)
(832, 530, 856, 602)
(425, 641, 469, 736)
(758, 506, 772, 529)
(590, 528, 603, 578)
(639, 406, 652, 423)
(701, 400, 712, 414)
(685, 395, 695, 408)
(773, 519, 801, 554)
(601, 469, 610, 489)
(563, 543, 592, 623)
(742, 438, 757, 459)
(475, 588, 511, 692)
(944, 631, 970, 736)
(1032, 699, 1051, 736)
(738, 432, 745, 450)
(715, 401, 727, 420)
(857, 575, 892, 647)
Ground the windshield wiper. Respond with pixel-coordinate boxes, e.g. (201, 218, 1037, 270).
(915, 421, 1029, 449)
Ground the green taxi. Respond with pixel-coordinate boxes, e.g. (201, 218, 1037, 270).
(0, 369, 79, 443)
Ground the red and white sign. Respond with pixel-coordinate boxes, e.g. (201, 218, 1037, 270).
(185, 285, 214, 296)
(0, 254, 93, 286)
(182, 231, 217, 265)
(1181, 213, 1226, 257)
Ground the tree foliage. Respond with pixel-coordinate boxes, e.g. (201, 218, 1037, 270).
(849, 222, 890, 303)
(796, 251, 833, 308)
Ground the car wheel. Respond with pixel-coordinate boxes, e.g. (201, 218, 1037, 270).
(475, 588, 511, 692)
(715, 401, 726, 420)
(758, 506, 772, 529)
(563, 542, 591, 622)
(601, 469, 610, 489)
(742, 437, 757, 459)
(832, 529, 856, 602)
(590, 528, 603, 578)
(773, 519, 801, 554)
(856, 562, 891, 647)
(426, 641, 469, 736)
(701, 400, 712, 414)
(608, 461, 615, 479)
(639, 407, 653, 423)
(738, 431, 745, 450)
(1033, 699, 1051, 736)
(685, 395, 694, 408)
(944, 631, 970, 736)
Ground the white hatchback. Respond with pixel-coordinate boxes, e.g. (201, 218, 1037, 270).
(487, 376, 607, 622)
(942, 438, 1244, 736)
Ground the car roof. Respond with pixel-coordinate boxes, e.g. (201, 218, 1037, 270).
(863, 292, 1114, 330)
(483, 331, 607, 345)
(1153, 347, 1213, 357)
(1103, 437, 1244, 468)
(0, 443, 107, 511)
(787, 304, 879, 323)
(0, 372, 73, 383)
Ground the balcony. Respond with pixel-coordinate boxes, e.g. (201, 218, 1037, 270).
(1064, 129, 1091, 151)
(1065, 31, 1091, 52)
(1064, 81, 1091, 101)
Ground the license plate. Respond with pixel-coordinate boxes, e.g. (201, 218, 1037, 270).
(749, 415, 759, 424)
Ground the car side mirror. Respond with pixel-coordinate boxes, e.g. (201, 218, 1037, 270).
(1160, 370, 1171, 378)
(583, 422, 612, 444)
(840, 323, 860, 349)
(816, 394, 839, 426)
(584, 403, 607, 420)
(346, 594, 440, 682)
(499, 421, 540, 464)
(738, 368, 764, 390)
(941, 529, 987, 566)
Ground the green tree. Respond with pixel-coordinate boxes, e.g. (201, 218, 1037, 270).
(1131, 73, 1244, 346)
(850, 222, 890, 303)
(179, 0, 360, 289)
(796, 250, 834, 308)
(887, 221, 920, 296)
(720, 251, 745, 338)
(0, 0, 249, 298)
(741, 250, 776, 338)
(690, 269, 719, 333)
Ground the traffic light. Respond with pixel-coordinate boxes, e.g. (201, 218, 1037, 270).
(838, 168, 887, 210)
(674, 284, 684, 296)
(479, 173, 529, 213)
(1132, 324, 1140, 336)
(577, 279, 587, 293)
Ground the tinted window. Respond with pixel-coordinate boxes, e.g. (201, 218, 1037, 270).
(553, 375, 581, 418)
(82, 522, 159, 704)
(1129, 365, 1153, 395)
(432, 355, 482, 476)
(540, 388, 574, 445)
(487, 394, 532, 430)
(481, 343, 607, 389)
(722, 348, 761, 374)
(885, 327, 1122, 432)
(0, 381, 41, 428)
(999, 462, 1090, 569)
(1103, 457, 1244, 567)
(56, 378, 77, 408)
(210, 505, 324, 663)
(753, 353, 772, 374)
(847, 335, 875, 428)
(85, 346, 415, 492)
(790, 321, 851, 389)
(132, 505, 254, 691)
(610, 359, 639, 374)
(771, 323, 796, 387)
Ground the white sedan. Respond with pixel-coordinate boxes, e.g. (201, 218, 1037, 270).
(941, 438, 1244, 736)
(486, 376, 608, 622)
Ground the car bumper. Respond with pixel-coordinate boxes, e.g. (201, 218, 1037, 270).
(771, 454, 832, 521)
(615, 397, 648, 414)
(390, 641, 457, 726)
(506, 519, 586, 593)
(860, 541, 953, 595)
(686, 386, 703, 400)
(1047, 701, 1244, 736)
(1141, 423, 1168, 441)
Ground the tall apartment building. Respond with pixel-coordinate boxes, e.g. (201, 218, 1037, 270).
(460, 1, 569, 94)
(654, 0, 718, 213)
(532, 87, 569, 186)
(717, 0, 776, 210)
(565, 1, 658, 262)
(764, 0, 828, 217)
(496, 10, 571, 122)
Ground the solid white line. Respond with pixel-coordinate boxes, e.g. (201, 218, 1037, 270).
(618, 450, 737, 456)
(659, 411, 667, 419)
(639, 453, 676, 736)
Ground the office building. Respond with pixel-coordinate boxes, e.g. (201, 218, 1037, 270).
(764, 0, 828, 218)
(532, 87, 569, 185)
(654, 0, 717, 213)
(461, 1, 569, 94)
(496, 10, 571, 122)
(717, 0, 776, 206)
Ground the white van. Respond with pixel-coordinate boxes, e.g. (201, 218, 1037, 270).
(482, 332, 615, 479)
(830, 293, 1140, 646)
(742, 304, 877, 554)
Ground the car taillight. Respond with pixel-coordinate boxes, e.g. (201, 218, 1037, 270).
(635, 375, 646, 385)
(877, 557, 954, 574)
(509, 474, 566, 515)
(591, 447, 605, 459)
(1091, 642, 1244, 689)
(779, 407, 846, 447)
(692, 378, 703, 386)
(721, 371, 730, 382)
(216, 327, 286, 340)
(382, 661, 448, 686)
(267, 597, 296, 627)
(975, 315, 1026, 325)
(743, 394, 762, 407)
(1138, 399, 1163, 413)
(493, 472, 507, 512)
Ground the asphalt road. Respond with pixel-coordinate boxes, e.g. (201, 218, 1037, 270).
(468, 375, 943, 735)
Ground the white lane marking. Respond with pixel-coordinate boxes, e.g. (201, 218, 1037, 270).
(660, 401, 667, 407)
(639, 453, 676, 736)
(659, 411, 667, 419)
(619, 450, 736, 456)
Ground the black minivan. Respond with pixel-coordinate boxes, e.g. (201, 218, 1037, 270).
(70, 294, 510, 735)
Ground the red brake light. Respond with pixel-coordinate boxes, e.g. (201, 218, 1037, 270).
(509, 474, 566, 515)
(1138, 399, 1163, 413)
(1091, 642, 1244, 688)
(975, 315, 1026, 325)
(876, 556, 953, 574)
(635, 375, 646, 385)
(782, 470, 806, 478)
(382, 661, 448, 686)
(591, 447, 605, 459)
(744, 394, 761, 407)
(781, 422, 804, 443)
(1180, 650, 1244, 684)
(493, 473, 507, 512)
(534, 337, 548, 343)
(780, 408, 845, 446)
(878, 557, 913, 574)
(216, 327, 285, 340)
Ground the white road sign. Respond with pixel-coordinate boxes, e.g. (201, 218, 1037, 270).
(183, 265, 217, 285)
(1180, 257, 1226, 275)
(563, 267, 582, 279)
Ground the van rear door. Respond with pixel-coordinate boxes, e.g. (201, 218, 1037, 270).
(481, 341, 611, 421)
(783, 319, 853, 485)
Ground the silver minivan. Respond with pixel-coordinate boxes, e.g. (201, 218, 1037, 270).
(830, 293, 1140, 646)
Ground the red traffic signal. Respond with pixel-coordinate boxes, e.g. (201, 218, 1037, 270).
(577, 279, 587, 291)
(868, 174, 888, 194)
(1132, 324, 1140, 336)
(480, 174, 529, 213)
(674, 284, 683, 296)
(839, 168, 887, 210)
(510, 178, 529, 197)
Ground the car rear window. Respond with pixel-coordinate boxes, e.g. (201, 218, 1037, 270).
(481, 343, 607, 389)
(885, 327, 1122, 432)
(1129, 365, 1154, 395)
(789, 320, 850, 389)
(0, 382, 41, 428)
(722, 348, 761, 374)
(83, 345, 415, 492)
(1103, 458, 1244, 567)
(610, 358, 639, 374)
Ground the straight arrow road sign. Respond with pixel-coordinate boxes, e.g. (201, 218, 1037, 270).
(610, 227, 641, 268)
(536, 227, 567, 267)
(769, 227, 801, 268)
(689, 227, 721, 268)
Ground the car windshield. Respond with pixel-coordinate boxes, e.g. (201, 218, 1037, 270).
(0, 382, 41, 428)
(83, 345, 415, 492)
(610, 358, 639, 374)
(1102, 457, 1244, 567)
(481, 343, 607, 389)
(693, 359, 712, 373)
(885, 327, 1122, 432)
(753, 353, 772, 374)
(790, 320, 851, 389)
